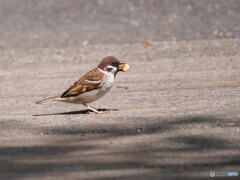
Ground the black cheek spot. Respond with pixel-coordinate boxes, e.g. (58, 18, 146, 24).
(106, 67, 113, 72)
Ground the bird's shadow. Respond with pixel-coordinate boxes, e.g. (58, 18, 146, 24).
(33, 109, 118, 116)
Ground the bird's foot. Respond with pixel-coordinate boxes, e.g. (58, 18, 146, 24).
(83, 103, 107, 114)
(87, 110, 104, 114)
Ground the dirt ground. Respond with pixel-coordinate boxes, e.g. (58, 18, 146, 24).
(0, 40, 240, 179)
(0, 0, 240, 48)
(0, 0, 240, 179)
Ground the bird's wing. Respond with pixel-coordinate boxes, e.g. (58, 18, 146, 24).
(61, 68, 105, 98)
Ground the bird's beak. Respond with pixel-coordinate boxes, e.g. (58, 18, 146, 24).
(118, 63, 130, 72)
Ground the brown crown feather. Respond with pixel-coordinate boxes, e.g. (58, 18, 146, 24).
(98, 56, 120, 70)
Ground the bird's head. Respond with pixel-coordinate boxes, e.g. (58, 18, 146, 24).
(98, 56, 129, 75)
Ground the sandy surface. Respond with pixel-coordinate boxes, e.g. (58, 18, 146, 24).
(1, 0, 240, 179)
(0, 39, 239, 179)
(0, 0, 240, 48)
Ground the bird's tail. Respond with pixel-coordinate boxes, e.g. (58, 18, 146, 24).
(35, 95, 60, 104)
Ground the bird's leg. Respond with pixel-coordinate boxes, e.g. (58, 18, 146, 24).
(83, 103, 102, 114)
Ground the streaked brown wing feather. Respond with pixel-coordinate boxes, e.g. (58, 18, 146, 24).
(61, 68, 104, 98)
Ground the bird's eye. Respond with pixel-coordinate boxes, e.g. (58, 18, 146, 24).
(111, 62, 119, 67)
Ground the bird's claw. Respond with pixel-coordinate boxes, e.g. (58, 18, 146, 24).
(87, 110, 104, 114)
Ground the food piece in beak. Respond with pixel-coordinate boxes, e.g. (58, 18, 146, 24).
(119, 63, 130, 72)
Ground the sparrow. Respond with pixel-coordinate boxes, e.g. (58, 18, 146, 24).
(36, 56, 129, 114)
